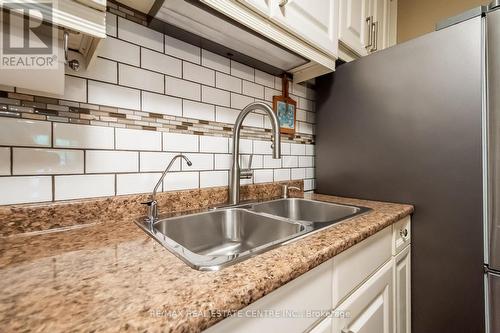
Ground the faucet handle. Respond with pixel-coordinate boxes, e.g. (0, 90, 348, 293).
(141, 199, 158, 224)
(240, 154, 254, 179)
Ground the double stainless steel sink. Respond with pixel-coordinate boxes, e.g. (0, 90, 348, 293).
(136, 198, 370, 270)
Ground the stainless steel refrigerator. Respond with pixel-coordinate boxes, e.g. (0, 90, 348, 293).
(316, 4, 500, 333)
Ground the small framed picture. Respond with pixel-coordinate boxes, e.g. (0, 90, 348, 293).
(275, 100, 296, 134)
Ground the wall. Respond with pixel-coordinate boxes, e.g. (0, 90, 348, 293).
(0, 5, 316, 206)
(397, 0, 490, 42)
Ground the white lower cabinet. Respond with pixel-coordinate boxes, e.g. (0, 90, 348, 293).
(205, 218, 411, 333)
(310, 316, 333, 333)
(394, 245, 411, 333)
(331, 259, 394, 333)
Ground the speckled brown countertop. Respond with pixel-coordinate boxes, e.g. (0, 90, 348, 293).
(0, 193, 413, 333)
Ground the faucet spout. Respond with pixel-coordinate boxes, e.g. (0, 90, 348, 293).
(143, 154, 192, 224)
(230, 102, 281, 205)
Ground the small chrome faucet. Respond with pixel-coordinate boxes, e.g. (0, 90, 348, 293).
(282, 184, 301, 199)
(230, 102, 281, 205)
(143, 154, 192, 224)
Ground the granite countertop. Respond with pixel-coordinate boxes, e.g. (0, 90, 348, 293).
(0, 193, 413, 333)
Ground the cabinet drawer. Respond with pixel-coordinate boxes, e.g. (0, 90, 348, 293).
(332, 226, 392, 307)
(392, 216, 411, 255)
(205, 258, 334, 333)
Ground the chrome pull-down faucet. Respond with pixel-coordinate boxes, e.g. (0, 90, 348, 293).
(143, 154, 192, 224)
(230, 102, 281, 205)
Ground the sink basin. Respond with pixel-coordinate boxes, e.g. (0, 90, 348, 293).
(136, 198, 370, 271)
(250, 198, 365, 224)
(136, 208, 310, 270)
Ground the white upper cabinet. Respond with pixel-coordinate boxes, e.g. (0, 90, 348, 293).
(338, 0, 370, 56)
(240, 0, 338, 57)
(338, 0, 394, 59)
(270, 0, 338, 57)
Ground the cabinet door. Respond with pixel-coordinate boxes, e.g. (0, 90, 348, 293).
(338, 0, 370, 56)
(310, 316, 333, 333)
(269, 0, 338, 57)
(239, 0, 275, 16)
(394, 245, 411, 333)
(332, 260, 394, 333)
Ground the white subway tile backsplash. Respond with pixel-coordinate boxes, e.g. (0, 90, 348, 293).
(140, 152, 181, 172)
(291, 168, 306, 180)
(214, 154, 231, 170)
(164, 171, 199, 191)
(13, 148, 83, 175)
(290, 143, 306, 156)
(229, 138, 252, 154)
(304, 179, 315, 191)
(254, 169, 273, 183)
(0, 118, 50, 147)
(231, 60, 254, 81)
(182, 153, 213, 171)
(292, 83, 307, 98)
(116, 173, 161, 195)
(242, 81, 264, 99)
(98, 36, 140, 66)
(119, 64, 164, 93)
(200, 136, 228, 153)
(165, 76, 200, 101)
(255, 70, 275, 88)
(202, 50, 230, 73)
(183, 62, 215, 86)
(55, 174, 115, 200)
(115, 128, 162, 151)
(141, 48, 181, 77)
(264, 87, 280, 102)
(282, 155, 298, 168)
(200, 170, 228, 188)
(86, 151, 138, 173)
(183, 100, 215, 121)
(298, 156, 314, 167)
(0, 176, 52, 204)
(0, 14, 316, 205)
(165, 35, 200, 64)
(72, 57, 117, 84)
(202, 86, 230, 107)
(281, 142, 291, 155)
(253, 140, 273, 155)
(244, 154, 263, 169)
(54, 123, 114, 149)
(88, 80, 140, 110)
(305, 167, 314, 179)
(0, 148, 9, 175)
(274, 168, 290, 181)
(118, 17, 163, 52)
(63, 76, 87, 103)
(305, 144, 315, 156)
(230, 92, 253, 110)
(163, 132, 199, 152)
(216, 72, 242, 93)
(215, 106, 238, 124)
(106, 12, 117, 37)
(263, 155, 281, 168)
(142, 92, 182, 116)
(298, 121, 314, 135)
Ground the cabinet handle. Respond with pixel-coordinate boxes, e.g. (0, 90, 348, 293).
(279, 0, 289, 7)
(400, 228, 408, 238)
(371, 21, 379, 52)
(342, 329, 354, 333)
(365, 16, 373, 48)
